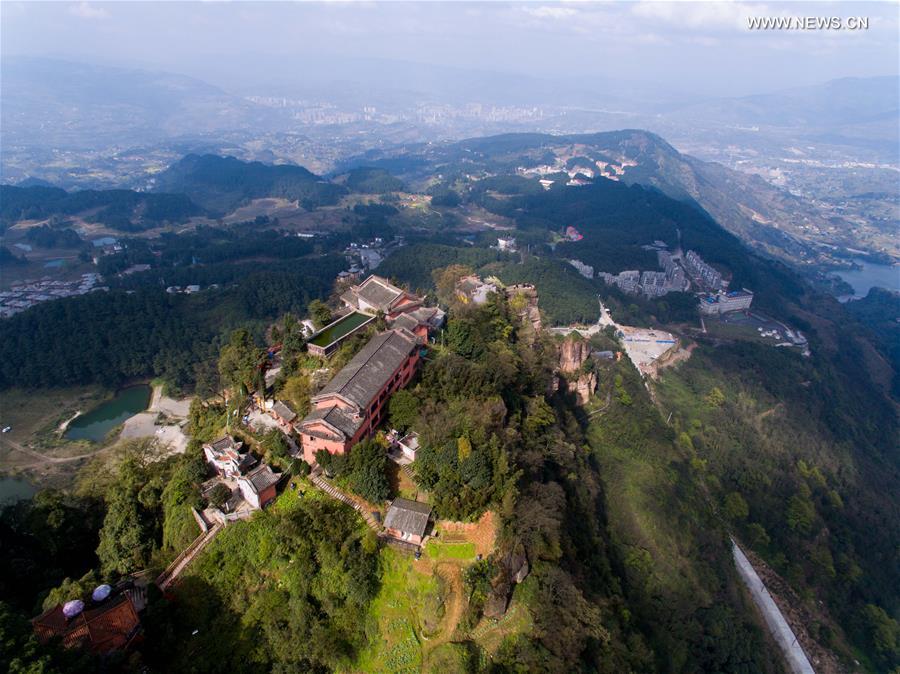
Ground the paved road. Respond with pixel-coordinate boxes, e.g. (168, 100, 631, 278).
(732, 539, 815, 674)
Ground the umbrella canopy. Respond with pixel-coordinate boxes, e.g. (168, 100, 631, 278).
(62, 600, 84, 619)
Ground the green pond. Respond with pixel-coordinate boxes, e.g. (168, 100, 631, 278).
(65, 385, 152, 442)
(0, 476, 36, 504)
(309, 312, 372, 347)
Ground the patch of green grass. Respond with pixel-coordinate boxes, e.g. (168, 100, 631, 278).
(351, 548, 442, 674)
(425, 540, 476, 561)
(270, 479, 318, 514)
(469, 600, 533, 656)
(424, 642, 478, 674)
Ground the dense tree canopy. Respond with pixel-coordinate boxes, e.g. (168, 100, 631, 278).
(143, 494, 380, 672)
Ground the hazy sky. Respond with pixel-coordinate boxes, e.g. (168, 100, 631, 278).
(2, 1, 898, 97)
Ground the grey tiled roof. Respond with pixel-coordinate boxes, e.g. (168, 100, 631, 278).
(241, 465, 279, 495)
(384, 498, 432, 537)
(209, 436, 241, 452)
(314, 329, 417, 409)
(272, 400, 296, 423)
(356, 277, 403, 312)
(237, 453, 258, 473)
(391, 314, 419, 332)
(303, 405, 363, 439)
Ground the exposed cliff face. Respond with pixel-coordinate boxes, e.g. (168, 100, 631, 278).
(557, 335, 597, 405)
(559, 336, 591, 373)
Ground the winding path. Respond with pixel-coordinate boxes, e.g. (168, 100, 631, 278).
(431, 564, 464, 646)
(0, 436, 112, 466)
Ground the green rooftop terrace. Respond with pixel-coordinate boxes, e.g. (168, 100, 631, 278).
(309, 311, 374, 348)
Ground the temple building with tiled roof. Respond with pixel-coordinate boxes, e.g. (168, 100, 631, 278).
(340, 275, 424, 318)
(298, 327, 421, 463)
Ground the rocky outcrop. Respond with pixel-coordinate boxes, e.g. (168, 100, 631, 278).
(505, 284, 541, 333)
(570, 372, 597, 406)
(559, 335, 591, 373)
(484, 545, 531, 619)
(557, 335, 598, 405)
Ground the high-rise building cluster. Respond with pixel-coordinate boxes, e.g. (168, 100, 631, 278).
(598, 247, 688, 298)
(683, 250, 723, 290)
(657, 250, 687, 290)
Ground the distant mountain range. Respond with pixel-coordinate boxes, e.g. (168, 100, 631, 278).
(0, 57, 282, 148)
(1, 56, 895, 260)
(4, 56, 895, 151)
(340, 130, 844, 263)
(0, 132, 862, 262)
(672, 76, 899, 129)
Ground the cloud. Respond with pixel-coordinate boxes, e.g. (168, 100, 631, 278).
(631, 1, 769, 32)
(522, 6, 578, 20)
(69, 2, 109, 20)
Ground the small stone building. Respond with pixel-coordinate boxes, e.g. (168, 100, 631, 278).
(383, 498, 432, 545)
(238, 464, 280, 510)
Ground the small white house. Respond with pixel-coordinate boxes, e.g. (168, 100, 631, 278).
(238, 465, 280, 510)
(397, 432, 420, 461)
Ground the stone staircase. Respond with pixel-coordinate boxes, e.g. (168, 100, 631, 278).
(156, 522, 222, 591)
(309, 472, 382, 532)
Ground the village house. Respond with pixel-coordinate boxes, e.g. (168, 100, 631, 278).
(387, 429, 420, 464)
(455, 274, 498, 305)
(33, 588, 142, 654)
(340, 274, 424, 319)
(238, 464, 280, 509)
(383, 498, 432, 545)
(203, 436, 257, 478)
(298, 327, 422, 464)
(270, 400, 297, 430)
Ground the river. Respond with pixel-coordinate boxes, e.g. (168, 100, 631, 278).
(836, 259, 900, 301)
(65, 385, 153, 442)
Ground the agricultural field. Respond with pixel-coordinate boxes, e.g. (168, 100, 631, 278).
(351, 548, 444, 674)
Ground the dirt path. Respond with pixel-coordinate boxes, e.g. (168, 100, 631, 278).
(426, 563, 464, 653)
(0, 436, 111, 466)
(757, 403, 783, 422)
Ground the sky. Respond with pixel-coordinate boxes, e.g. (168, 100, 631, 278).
(2, 1, 898, 98)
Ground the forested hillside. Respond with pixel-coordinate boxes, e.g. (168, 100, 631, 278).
(0, 256, 343, 391)
(153, 154, 347, 214)
(0, 185, 202, 232)
(656, 341, 900, 671)
(1, 137, 897, 673)
(340, 129, 845, 264)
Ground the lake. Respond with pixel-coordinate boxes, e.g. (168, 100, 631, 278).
(0, 476, 36, 504)
(836, 259, 900, 302)
(65, 385, 152, 442)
